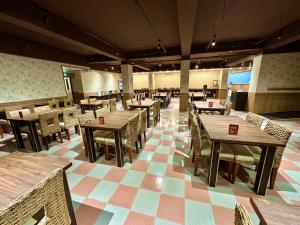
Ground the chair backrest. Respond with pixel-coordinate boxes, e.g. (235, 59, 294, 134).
(110, 98, 117, 112)
(5, 105, 22, 118)
(126, 114, 139, 147)
(102, 100, 110, 108)
(0, 168, 71, 225)
(38, 110, 60, 137)
(191, 117, 202, 158)
(246, 112, 264, 128)
(234, 203, 254, 225)
(138, 108, 147, 134)
(224, 102, 232, 116)
(7, 108, 31, 119)
(89, 98, 97, 102)
(264, 121, 292, 168)
(48, 100, 60, 109)
(64, 98, 73, 107)
(96, 107, 110, 118)
(34, 105, 51, 113)
(77, 112, 95, 126)
(63, 106, 79, 129)
(80, 99, 88, 104)
(219, 99, 226, 106)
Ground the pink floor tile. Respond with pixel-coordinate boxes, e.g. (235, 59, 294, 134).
(160, 140, 172, 146)
(144, 144, 158, 152)
(75, 204, 103, 225)
(109, 184, 138, 208)
(72, 176, 100, 196)
(52, 148, 69, 156)
(165, 164, 185, 179)
(104, 167, 127, 183)
(163, 131, 173, 135)
(152, 153, 169, 163)
(279, 160, 300, 170)
(83, 198, 106, 210)
(185, 181, 211, 204)
(234, 195, 255, 213)
(131, 160, 150, 171)
(151, 134, 162, 139)
(124, 211, 155, 225)
(157, 194, 185, 225)
(141, 174, 164, 192)
(213, 206, 234, 225)
(72, 162, 97, 175)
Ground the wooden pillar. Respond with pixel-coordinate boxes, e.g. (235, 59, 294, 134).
(121, 64, 134, 109)
(218, 69, 228, 99)
(148, 72, 154, 98)
(179, 59, 190, 112)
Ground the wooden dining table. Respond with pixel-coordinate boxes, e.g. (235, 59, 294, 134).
(198, 115, 285, 195)
(194, 101, 226, 114)
(0, 152, 76, 224)
(127, 99, 158, 128)
(250, 197, 300, 225)
(190, 93, 205, 101)
(7, 108, 65, 152)
(81, 110, 139, 167)
(79, 100, 103, 118)
(153, 93, 168, 108)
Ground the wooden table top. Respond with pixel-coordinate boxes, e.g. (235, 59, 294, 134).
(81, 110, 139, 131)
(127, 99, 158, 108)
(199, 115, 285, 147)
(0, 152, 71, 208)
(153, 94, 167, 97)
(250, 197, 300, 225)
(6, 108, 65, 122)
(79, 100, 103, 106)
(190, 93, 205, 97)
(194, 101, 225, 110)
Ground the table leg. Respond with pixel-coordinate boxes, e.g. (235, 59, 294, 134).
(84, 128, 96, 162)
(208, 141, 221, 187)
(114, 130, 124, 167)
(28, 121, 42, 152)
(10, 120, 25, 149)
(220, 109, 225, 115)
(164, 98, 167, 108)
(63, 170, 77, 225)
(146, 108, 150, 128)
(80, 105, 85, 114)
(93, 106, 97, 118)
(254, 146, 276, 195)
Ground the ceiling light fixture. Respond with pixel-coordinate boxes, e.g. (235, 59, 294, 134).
(111, 66, 114, 70)
(159, 63, 162, 67)
(116, 48, 120, 56)
(211, 35, 216, 47)
(277, 29, 283, 40)
(195, 64, 199, 69)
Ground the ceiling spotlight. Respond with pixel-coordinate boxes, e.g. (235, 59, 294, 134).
(211, 34, 216, 47)
(195, 64, 199, 69)
(159, 63, 162, 67)
(111, 66, 114, 70)
(277, 29, 283, 40)
(116, 48, 120, 56)
(157, 41, 161, 50)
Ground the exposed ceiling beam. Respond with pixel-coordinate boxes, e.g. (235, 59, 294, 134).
(225, 55, 255, 67)
(0, 0, 127, 60)
(0, 32, 89, 66)
(176, 0, 198, 57)
(128, 60, 151, 71)
(265, 18, 300, 50)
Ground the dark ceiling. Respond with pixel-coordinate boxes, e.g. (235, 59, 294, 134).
(0, 0, 300, 72)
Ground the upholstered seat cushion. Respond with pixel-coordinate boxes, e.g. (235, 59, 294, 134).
(200, 139, 234, 161)
(228, 144, 261, 164)
(93, 130, 113, 143)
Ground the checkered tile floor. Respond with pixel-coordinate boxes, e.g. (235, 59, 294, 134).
(1, 98, 300, 225)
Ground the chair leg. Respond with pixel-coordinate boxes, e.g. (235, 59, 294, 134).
(43, 137, 49, 150)
(269, 168, 278, 189)
(227, 161, 234, 181)
(76, 125, 81, 135)
(104, 144, 109, 160)
(135, 141, 139, 153)
(190, 139, 193, 152)
(143, 131, 146, 142)
(138, 135, 142, 148)
(58, 132, 63, 143)
(231, 162, 240, 184)
(65, 129, 70, 141)
(194, 158, 199, 176)
(192, 150, 195, 163)
(128, 148, 132, 163)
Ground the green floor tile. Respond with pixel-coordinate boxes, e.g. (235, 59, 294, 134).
(88, 180, 118, 203)
(121, 170, 145, 187)
(147, 162, 167, 176)
(185, 199, 216, 225)
(131, 189, 160, 216)
(162, 177, 185, 198)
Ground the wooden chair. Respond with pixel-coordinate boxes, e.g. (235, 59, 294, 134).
(0, 168, 71, 225)
(34, 105, 51, 113)
(48, 99, 60, 109)
(38, 110, 63, 150)
(230, 121, 292, 188)
(138, 108, 147, 148)
(110, 98, 117, 112)
(60, 106, 80, 140)
(64, 98, 73, 108)
(234, 203, 254, 225)
(191, 117, 234, 177)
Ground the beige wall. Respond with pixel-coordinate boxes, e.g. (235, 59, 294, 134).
(0, 53, 67, 103)
(154, 71, 180, 89)
(189, 69, 222, 89)
(133, 72, 149, 89)
(80, 70, 120, 93)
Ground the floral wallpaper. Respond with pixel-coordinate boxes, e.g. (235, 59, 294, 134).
(0, 53, 67, 103)
(255, 52, 300, 91)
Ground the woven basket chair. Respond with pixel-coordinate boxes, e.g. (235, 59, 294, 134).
(138, 108, 147, 148)
(38, 110, 63, 150)
(34, 105, 51, 113)
(234, 203, 254, 225)
(246, 112, 264, 128)
(5, 105, 22, 119)
(110, 98, 117, 112)
(0, 168, 71, 225)
(48, 100, 60, 109)
(230, 120, 292, 187)
(224, 102, 232, 116)
(64, 98, 73, 108)
(96, 106, 110, 118)
(94, 114, 139, 163)
(60, 106, 80, 140)
(188, 100, 193, 128)
(219, 99, 227, 106)
(102, 100, 110, 110)
(191, 117, 234, 177)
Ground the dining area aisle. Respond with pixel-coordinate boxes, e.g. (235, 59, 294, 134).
(1, 99, 300, 225)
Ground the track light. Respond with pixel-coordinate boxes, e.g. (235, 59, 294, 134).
(116, 48, 120, 56)
(211, 34, 216, 47)
(195, 64, 199, 69)
(277, 29, 283, 40)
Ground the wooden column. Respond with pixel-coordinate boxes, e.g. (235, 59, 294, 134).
(148, 72, 154, 98)
(218, 69, 228, 99)
(121, 64, 134, 109)
(179, 60, 190, 112)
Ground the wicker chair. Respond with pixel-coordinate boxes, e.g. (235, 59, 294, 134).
(7, 108, 31, 118)
(77, 112, 95, 157)
(152, 101, 160, 126)
(246, 112, 264, 128)
(230, 121, 292, 188)
(224, 101, 232, 116)
(95, 107, 110, 118)
(188, 100, 193, 128)
(60, 106, 80, 140)
(64, 98, 73, 108)
(5, 105, 22, 118)
(102, 100, 110, 110)
(0, 168, 71, 225)
(38, 111, 63, 150)
(94, 114, 139, 163)
(234, 203, 254, 225)
(138, 109, 147, 148)
(110, 98, 117, 112)
(34, 105, 51, 113)
(191, 117, 234, 177)
(48, 100, 60, 109)
(219, 99, 227, 106)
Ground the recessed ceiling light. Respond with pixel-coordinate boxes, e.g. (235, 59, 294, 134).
(111, 66, 114, 70)
(195, 64, 199, 69)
